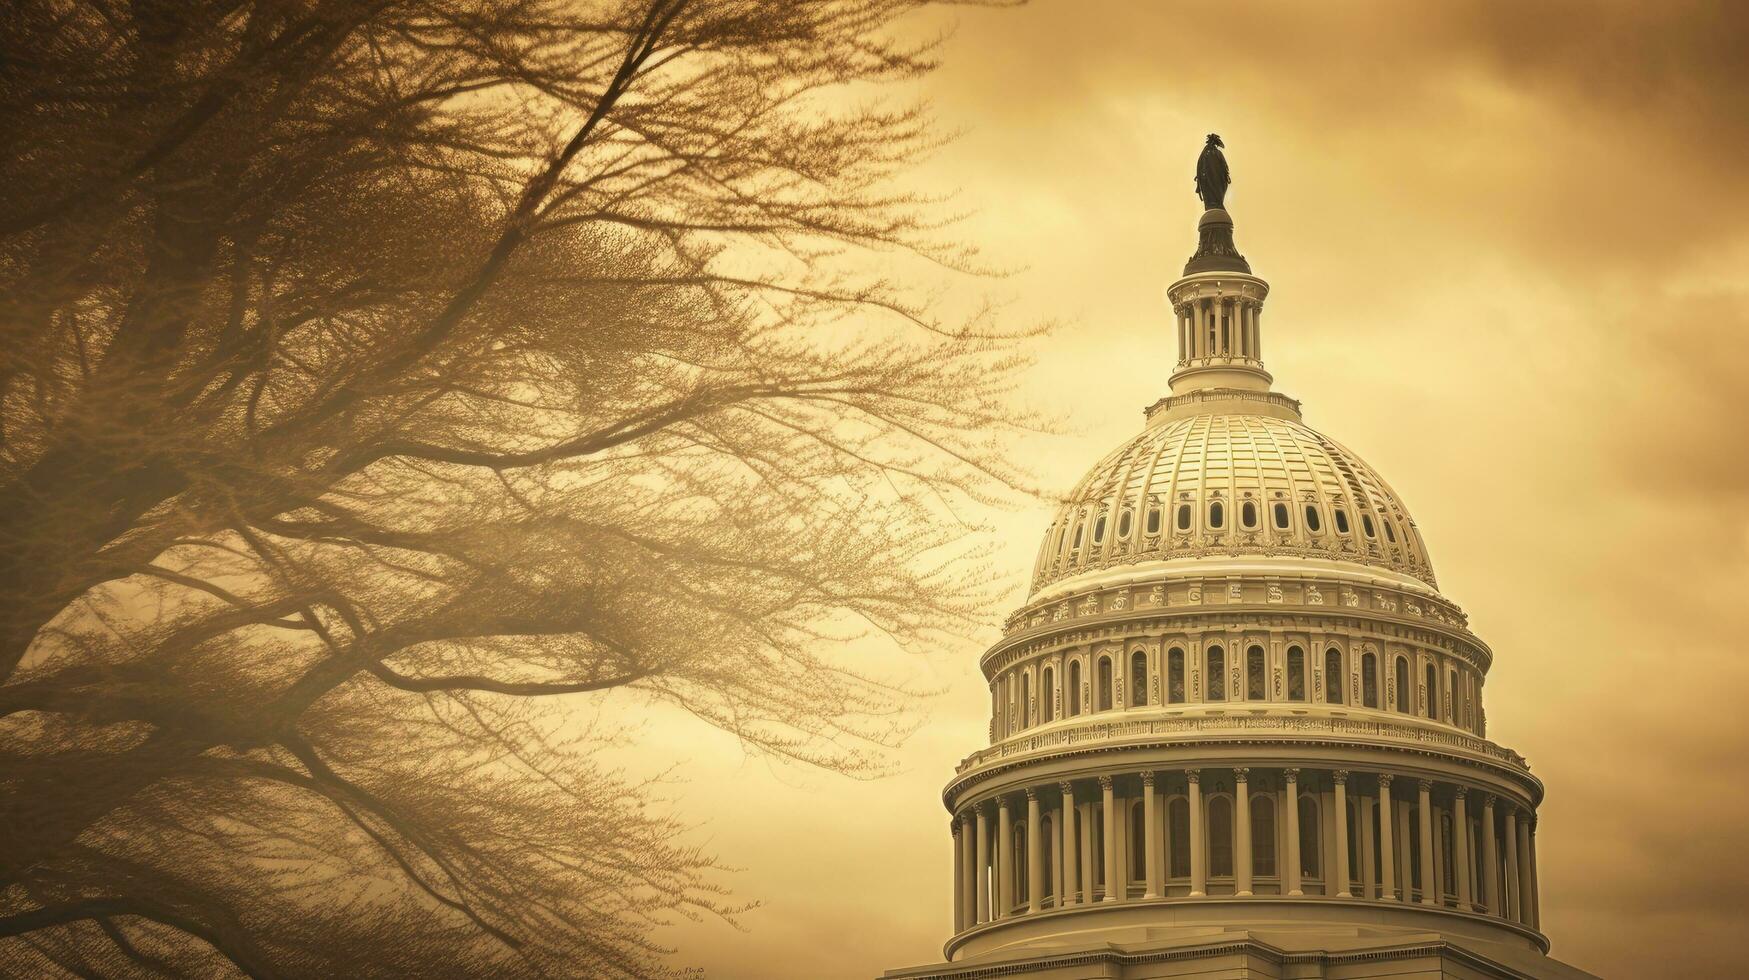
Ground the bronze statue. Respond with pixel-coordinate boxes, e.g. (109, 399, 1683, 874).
(1195, 133, 1229, 210)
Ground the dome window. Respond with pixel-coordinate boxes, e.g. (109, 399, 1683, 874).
(1383, 520, 1397, 543)
(1072, 522, 1084, 548)
(1304, 505, 1322, 533)
(1146, 506, 1162, 535)
(1241, 501, 1258, 528)
(1208, 501, 1224, 529)
(1361, 514, 1376, 538)
(1117, 509, 1133, 539)
(1272, 502, 1290, 529)
(1176, 503, 1191, 531)
(1092, 514, 1107, 544)
(1334, 508, 1351, 534)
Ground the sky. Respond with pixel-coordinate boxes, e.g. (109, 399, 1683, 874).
(640, 3, 1749, 977)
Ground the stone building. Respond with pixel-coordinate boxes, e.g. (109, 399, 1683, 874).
(884, 143, 1597, 980)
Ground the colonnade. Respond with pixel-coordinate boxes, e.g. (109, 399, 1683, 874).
(950, 766, 1539, 936)
(1175, 296, 1260, 364)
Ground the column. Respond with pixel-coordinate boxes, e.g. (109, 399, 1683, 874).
(959, 812, 977, 927)
(1516, 809, 1534, 926)
(1025, 790, 1042, 914)
(1143, 772, 1161, 899)
(997, 798, 1013, 918)
(1284, 768, 1302, 896)
(1377, 775, 1396, 900)
(1453, 789, 1473, 910)
(952, 818, 965, 932)
(1080, 800, 1095, 903)
(1417, 780, 1437, 906)
(1100, 776, 1118, 902)
(1056, 784, 1070, 910)
(1528, 817, 1541, 929)
(1252, 303, 1262, 359)
(1504, 808, 1521, 922)
(1333, 770, 1351, 897)
(1234, 768, 1253, 897)
(1482, 794, 1501, 916)
(1187, 770, 1206, 897)
(975, 806, 991, 922)
(1191, 301, 1204, 359)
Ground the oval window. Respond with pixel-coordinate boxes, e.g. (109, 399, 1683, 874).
(1093, 514, 1107, 544)
(1241, 501, 1258, 528)
(1072, 522, 1084, 548)
(1117, 510, 1133, 538)
(1304, 505, 1322, 532)
(1383, 520, 1396, 543)
(1146, 506, 1161, 534)
(1334, 509, 1350, 534)
(1362, 514, 1376, 538)
(1209, 501, 1224, 529)
(1272, 502, 1290, 529)
(1176, 503, 1192, 531)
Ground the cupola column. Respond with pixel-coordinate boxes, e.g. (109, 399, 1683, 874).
(1187, 770, 1207, 897)
(1284, 768, 1303, 896)
(1234, 768, 1253, 897)
(1416, 780, 1437, 906)
(1528, 818, 1542, 928)
(975, 805, 991, 923)
(959, 811, 977, 926)
(1099, 776, 1118, 903)
(1377, 775, 1397, 901)
(1333, 770, 1352, 897)
(1142, 772, 1161, 899)
(1515, 810, 1534, 926)
(951, 818, 965, 932)
(1453, 789, 1473, 910)
(1504, 808, 1521, 921)
(997, 797, 1014, 917)
(1059, 783, 1078, 907)
(1482, 794, 1501, 915)
(1025, 790, 1042, 914)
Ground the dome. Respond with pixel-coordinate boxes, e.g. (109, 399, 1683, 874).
(1032, 410, 1436, 594)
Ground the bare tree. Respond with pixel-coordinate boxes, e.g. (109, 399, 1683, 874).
(0, 1, 1035, 976)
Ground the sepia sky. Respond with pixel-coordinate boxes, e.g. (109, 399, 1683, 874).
(637, 3, 1749, 976)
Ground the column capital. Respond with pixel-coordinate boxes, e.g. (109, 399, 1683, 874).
(1141, 770, 1156, 788)
(1481, 792, 1497, 809)
(961, 809, 975, 826)
(1417, 778, 1434, 793)
(1332, 768, 1349, 785)
(1233, 767, 1250, 782)
(1283, 767, 1300, 783)
(1024, 787, 1037, 802)
(1097, 774, 1113, 791)
(1185, 768, 1202, 784)
(951, 818, 962, 836)
(1058, 780, 1074, 798)
(998, 795, 1011, 812)
(1378, 773, 1394, 788)
(1453, 786, 1469, 801)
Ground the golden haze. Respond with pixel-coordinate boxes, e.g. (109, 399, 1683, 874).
(644, 3, 1749, 977)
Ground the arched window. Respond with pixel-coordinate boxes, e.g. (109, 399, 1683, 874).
(1042, 666, 1055, 723)
(1251, 794, 1276, 877)
(1072, 521, 1085, 548)
(1304, 505, 1322, 532)
(1168, 648, 1186, 704)
(1362, 513, 1376, 538)
(1092, 514, 1106, 544)
(1424, 662, 1438, 719)
(1324, 647, 1344, 704)
(1097, 656, 1114, 711)
(1287, 645, 1306, 701)
(1394, 656, 1411, 714)
(1014, 821, 1029, 905)
(1384, 519, 1397, 543)
(1209, 795, 1234, 877)
(1207, 646, 1226, 700)
(1241, 500, 1259, 528)
(1298, 794, 1321, 878)
(1146, 504, 1161, 535)
(1449, 668, 1461, 726)
(1019, 672, 1031, 729)
(1334, 508, 1350, 534)
(1272, 501, 1290, 529)
(1169, 797, 1190, 877)
(1130, 650, 1148, 708)
(1246, 645, 1266, 700)
(1362, 652, 1379, 708)
(1209, 500, 1225, 529)
(1131, 801, 1147, 880)
(1067, 660, 1082, 717)
(1117, 509, 1133, 539)
(1176, 503, 1192, 531)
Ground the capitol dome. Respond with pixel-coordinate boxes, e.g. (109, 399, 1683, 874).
(887, 136, 1596, 980)
(1034, 410, 1438, 597)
